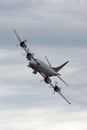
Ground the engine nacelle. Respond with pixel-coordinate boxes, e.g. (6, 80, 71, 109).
(44, 77, 51, 84)
(26, 53, 32, 60)
(20, 41, 27, 48)
(54, 86, 61, 92)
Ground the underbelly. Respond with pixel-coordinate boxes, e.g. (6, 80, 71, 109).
(30, 63, 56, 77)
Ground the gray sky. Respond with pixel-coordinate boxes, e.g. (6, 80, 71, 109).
(0, 0, 87, 130)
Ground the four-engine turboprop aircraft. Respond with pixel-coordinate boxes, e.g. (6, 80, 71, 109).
(14, 30, 71, 105)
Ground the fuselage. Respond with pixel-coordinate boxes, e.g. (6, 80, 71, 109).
(28, 58, 57, 77)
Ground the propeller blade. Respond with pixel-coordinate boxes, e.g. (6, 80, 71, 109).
(57, 75, 70, 87)
(58, 92, 71, 105)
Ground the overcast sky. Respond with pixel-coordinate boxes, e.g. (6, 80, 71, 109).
(0, 0, 87, 130)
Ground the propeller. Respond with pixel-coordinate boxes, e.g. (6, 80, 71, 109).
(54, 82, 61, 92)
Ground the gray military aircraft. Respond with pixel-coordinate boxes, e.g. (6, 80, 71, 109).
(14, 30, 71, 105)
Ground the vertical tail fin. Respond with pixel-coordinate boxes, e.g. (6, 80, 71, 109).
(52, 61, 69, 72)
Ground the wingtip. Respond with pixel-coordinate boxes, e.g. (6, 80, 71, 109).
(66, 60, 69, 64)
(69, 102, 71, 105)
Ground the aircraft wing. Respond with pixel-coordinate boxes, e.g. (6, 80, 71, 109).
(52, 61, 69, 72)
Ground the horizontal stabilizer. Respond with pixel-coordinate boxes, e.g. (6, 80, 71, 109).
(53, 61, 69, 72)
